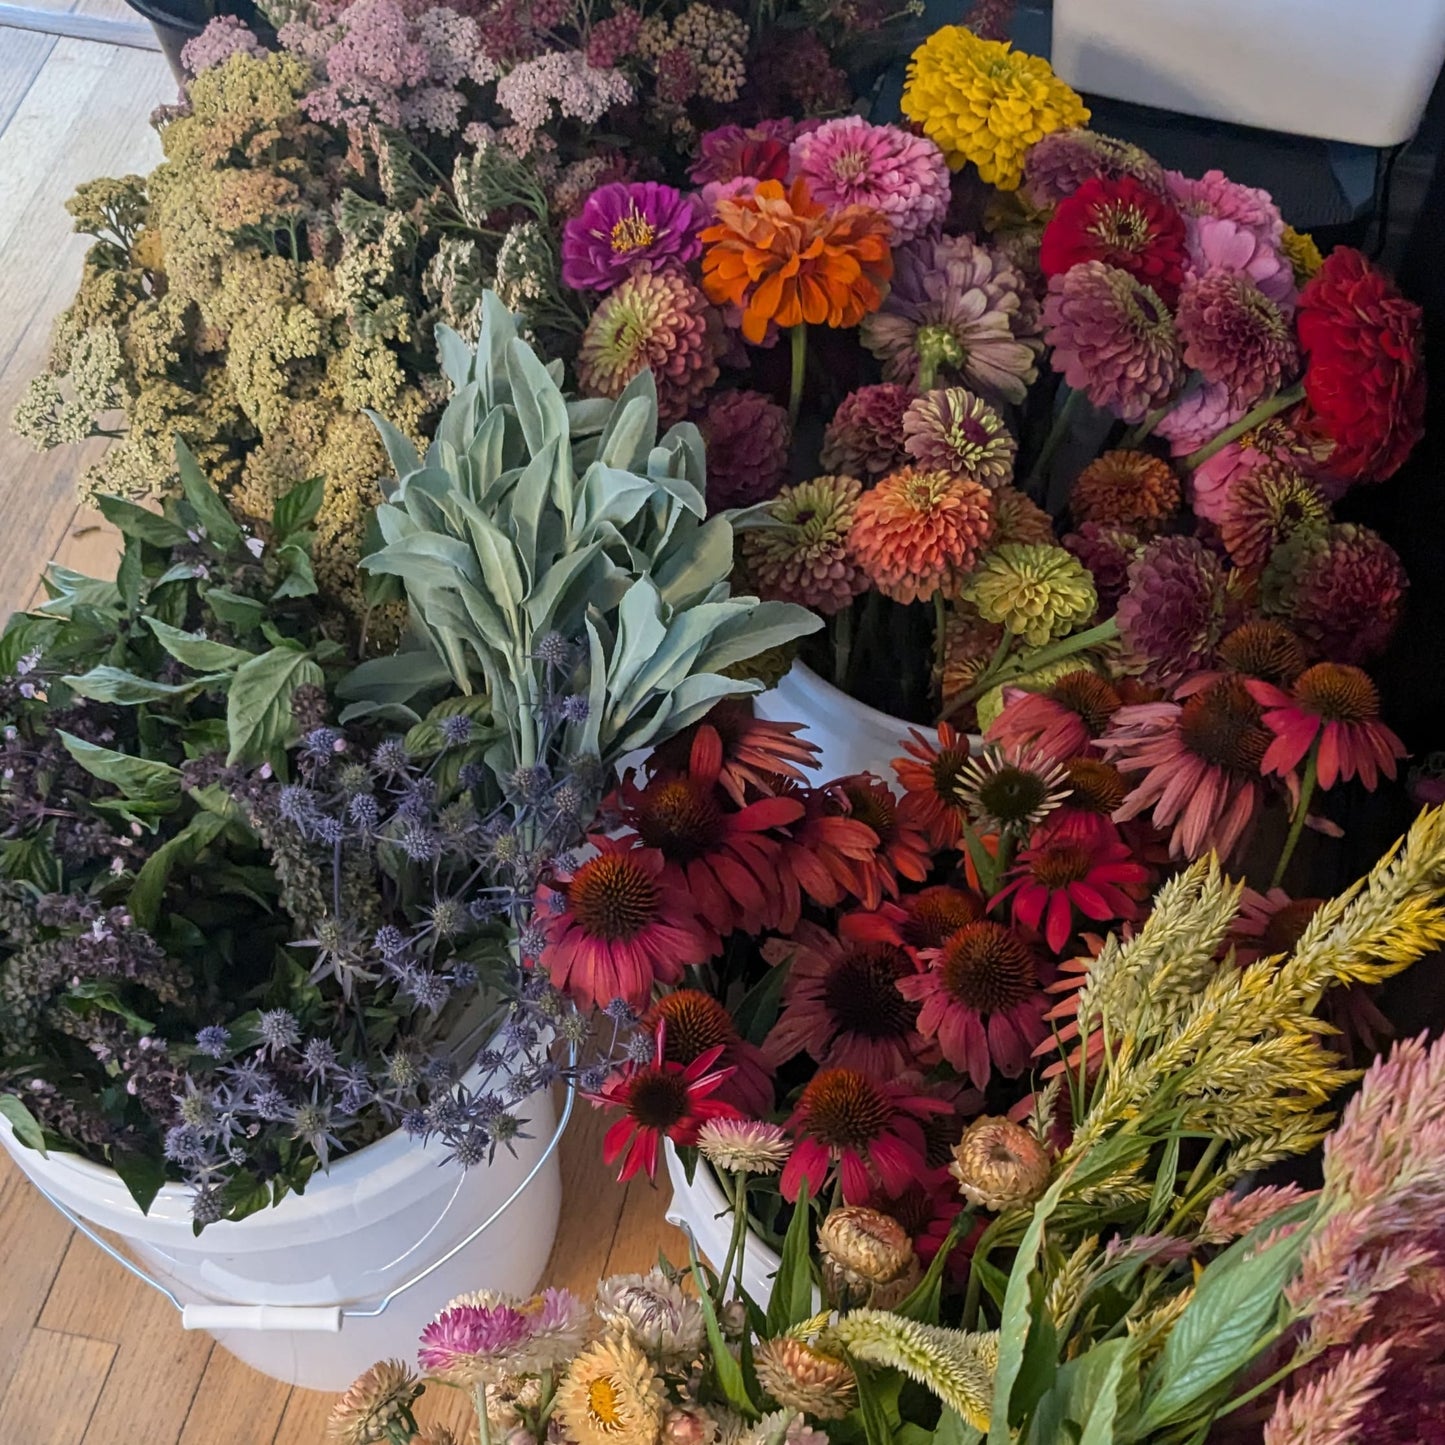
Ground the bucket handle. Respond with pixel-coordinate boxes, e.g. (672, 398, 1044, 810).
(31, 1078, 575, 1334)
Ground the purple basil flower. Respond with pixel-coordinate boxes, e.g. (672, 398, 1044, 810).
(560, 181, 702, 293)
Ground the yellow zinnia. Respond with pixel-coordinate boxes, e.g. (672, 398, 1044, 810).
(902, 26, 1089, 191)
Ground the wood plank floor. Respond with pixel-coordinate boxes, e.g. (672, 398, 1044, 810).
(0, 18, 677, 1440)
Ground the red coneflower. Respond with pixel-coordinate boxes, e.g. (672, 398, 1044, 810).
(587, 1025, 740, 1183)
(986, 671, 1123, 764)
(540, 838, 715, 1011)
(762, 920, 928, 1076)
(645, 701, 820, 805)
(771, 780, 884, 930)
(992, 833, 1148, 954)
(847, 885, 987, 953)
(891, 722, 974, 848)
(642, 989, 776, 1118)
(898, 921, 1050, 1089)
(781, 1067, 947, 1203)
(834, 775, 933, 910)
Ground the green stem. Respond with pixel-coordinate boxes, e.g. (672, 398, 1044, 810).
(788, 323, 808, 431)
(1164, 1136, 1227, 1232)
(475, 1384, 492, 1445)
(932, 589, 948, 691)
(1181, 383, 1306, 471)
(832, 603, 854, 691)
(917, 352, 938, 394)
(1024, 385, 1084, 495)
(939, 630, 1013, 724)
(942, 617, 1120, 718)
(716, 1169, 751, 1310)
(1271, 745, 1318, 890)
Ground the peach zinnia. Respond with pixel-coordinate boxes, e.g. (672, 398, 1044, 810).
(700, 177, 894, 344)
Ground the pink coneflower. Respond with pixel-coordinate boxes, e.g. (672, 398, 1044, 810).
(587, 1026, 740, 1182)
(780, 1067, 946, 1203)
(1246, 663, 1406, 791)
(418, 1301, 533, 1385)
(1231, 886, 1325, 965)
(623, 729, 803, 935)
(986, 671, 1124, 764)
(645, 702, 820, 806)
(539, 838, 714, 1011)
(561, 181, 703, 292)
(791, 116, 951, 244)
(847, 885, 988, 953)
(834, 775, 933, 909)
(891, 722, 974, 848)
(771, 780, 885, 929)
(899, 921, 1048, 1089)
(992, 833, 1148, 954)
(762, 920, 927, 1075)
(1101, 678, 1278, 862)
(1176, 270, 1298, 413)
(643, 989, 776, 1118)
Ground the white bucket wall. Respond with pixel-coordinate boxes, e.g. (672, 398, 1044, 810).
(0, 1083, 562, 1391)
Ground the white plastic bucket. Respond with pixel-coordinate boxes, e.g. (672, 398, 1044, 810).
(1051, 0, 1445, 148)
(0, 1069, 564, 1391)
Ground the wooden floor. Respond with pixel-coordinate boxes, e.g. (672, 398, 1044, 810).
(0, 15, 676, 1441)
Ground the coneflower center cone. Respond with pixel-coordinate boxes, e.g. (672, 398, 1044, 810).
(1219, 620, 1306, 684)
(1294, 662, 1380, 722)
(906, 886, 985, 948)
(649, 990, 735, 1063)
(938, 922, 1037, 1013)
(1050, 671, 1122, 735)
(634, 779, 724, 860)
(801, 1070, 892, 1148)
(1178, 679, 1271, 775)
(1028, 841, 1096, 888)
(568, 855, 661, 939)
(1063, 756, 1129, 814)
(625, 1069, 693, 1131)
(822, 945, 921, 1041)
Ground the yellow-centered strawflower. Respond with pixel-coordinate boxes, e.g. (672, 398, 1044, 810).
(554, 1335, 667, 1445)
(902, 27, 1089, 190)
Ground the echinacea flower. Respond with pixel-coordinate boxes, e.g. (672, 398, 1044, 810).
(594, 1268, 704, 1364)
(902, 26, 1090, 189)
(781, 1066, 946, 1202)
(954, 744, 1072, 836)
(696, 1117, 791, 1175)
(1246, 663, 1406, 791)
(892, 722, 974, 848)
(902, 387, 1017, 487)
(993, 832, 1147, 952)
(848, 885, 988, 953)
(741, 475, 868, 616)
(576, 269, 721, 424)
(623, 729, 803, 935)
(418, 1301, 533, 1386)
(821, 383, 913, 479)
(1054, 756, 1130, 832)
(645, 700, 820, 806)
(1261, 522, 1407, 665)
(900, 921, 1048, 1087)
(861, 233, 1041, 402)
(699, 389, 791, 508)
(849, 466, 995, 604)
(964, 543, 1097, 646)
(1022, 128, 1166, 208)
(987, 670, 1123, 763)
(763, 919, 926, 1075)
(555, 1335, 668, 1445)
(700, 178, 893, 344)
(643, 988, 775, 1117)
(1213, 619, 1308, 688)
(1176, 270, 1298, 412)
(754, 1335, 858, 1419)
(587, 1026, 739, 1182)
(517, 1288, 593, 1373)
(771, 780, 887, 927)
(1296, 246, 1426, 483)
(1115, 535, 1228, 683)
(1069, 449, 1180, 534)
(1217, 462, 1329, 572)
(833, 774, 933, 909)
(1042, 261, 1183, 422)
(791, 116, 951, 244)
(1101, 678, 1276, 861)
(561, 181, 703, 292)
(948, 1115, 1052, 1211)
(1038, 175, 1188, 304)
(1230, 886, 1326, 966)
(328, 1360, 420, 1445)
(540, 838, 714, 1011)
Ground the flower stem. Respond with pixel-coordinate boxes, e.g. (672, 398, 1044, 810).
(917, 353, 938, 394)
(788, 323, 808, 431)
(475, 1384, 492, 1445)
(1271, 744, 1318, 890)
(1024, 385, 1084, 496)
(716, 1169, 751, 1310)
(932, 589, 948, 691)
(1180, 382, 1306, 471)
(941, 617, 1119, 718)
(832, 603, 854, 690)
(1121, 400, 1174, 449)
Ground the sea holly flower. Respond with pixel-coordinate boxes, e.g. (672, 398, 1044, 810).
(560, 181, 703, 293)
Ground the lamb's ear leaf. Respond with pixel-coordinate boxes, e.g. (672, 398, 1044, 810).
(0, 1094, 46, 1154)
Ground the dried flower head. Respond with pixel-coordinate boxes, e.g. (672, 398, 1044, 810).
(327, 1359, 421, 1444)
(949, 1115, 1052, 1212)
(754, 1334, 858, 1419)
(594, 1269, 705, 1364)
(818, 1205, 920, 1306)
(555, 1334, 668, 1445)
(697, 1117, 791, 1175)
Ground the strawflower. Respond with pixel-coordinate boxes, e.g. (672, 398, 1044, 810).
(948, 1114, 1051, 1211)
(741, 475, 867, 616)
(328, 1359, 420, 1445)
(901, 25, 1090, 189)
(993, 832, 1147, 953)
(700, 178, 893, 345)
(560, 181, 702, 293)
(1246, 663, 1407, 791)
(818, 1205, 920, 1306)
(901, 387, 1017, 487)
(754, 1335, 857, 1419)
(963, 542, 1097, 646)
(696, 1117, 790, 1175)
(417, 1301, 533, 1386)
(555, 1335, 667, 1445)
(594, 1268, 704, 1364)
(821, 383, 912, 479)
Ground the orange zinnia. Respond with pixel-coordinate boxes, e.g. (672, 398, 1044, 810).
(701, 178, 894, 345)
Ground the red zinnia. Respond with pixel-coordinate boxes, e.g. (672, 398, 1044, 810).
(1296, 247, 1426, 483)
(1039, 175, 1189, 305)
(587, 1024, 740, 1182)
(539, 837, 714, 1011)
(891, 723, 974, 848)
(992, 833, 1149, 955)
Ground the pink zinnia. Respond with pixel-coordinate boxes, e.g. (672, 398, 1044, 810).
(587, 1025, 739, 1182)
(1187, 410, 1340, 522)
(419, 1301, 533, 1384)
(761, 919, 928, 1076)
(899, 921, 1050, 1089)
(690, 119, 815, 186)
(1061, 522, 1143, 617)
(699, 389, 791, 509)
(781, 1067, 946, 1203)
(1185, 213, 1296, 310)
(791, 117, 950, 244)
(992, 834, 1148, 954)
(1246, 663, 1407, 792)
(538, 837, 715, 1011)
(560, 181, 702, 292)
(1165, 168, 1285, 246)
(1101, 679, 1279, 862)
(821, 383, 913, 479)
(1154, 377, 1249, 455)
(1176, 270, 1298, 413)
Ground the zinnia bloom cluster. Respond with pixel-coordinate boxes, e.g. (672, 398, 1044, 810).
(1022, 127, 1166, 208)
(741, 474, 867, 615)
(901, 387, 1017, 487)
(821, 383, 913, 478)
(699, 389, 791, 508)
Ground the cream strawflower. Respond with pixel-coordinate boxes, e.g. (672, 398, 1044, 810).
(326, 1359, 420, 1445)
(697, 1117, 792, 1175)
(595, 1268, 706, 1364)
(555, 1335, 668, 1445)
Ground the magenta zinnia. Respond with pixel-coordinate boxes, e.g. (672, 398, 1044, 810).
(560, 181, 702, 293)
(1176, 270, 1298, 413)
(699, 389, 791, 509)
(1115, 535, 1229, 684)
(821, 383, 914, 479)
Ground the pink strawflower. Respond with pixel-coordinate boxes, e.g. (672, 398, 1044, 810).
(1062, 522, 1142, 616)
(1176, 270, 1298, 413)
(992, 833, 1147, 954)
(1186, 213, 1296, 309)
(561, 181, 702, 293)
(1246, 663, 1406, 791)
(791, 117, 950, 244)
(700, 390, 791, 509)
(1165, 168, 1285, 246)
(1042, 261, 1183, 423)
(418, 1301, 533, 1385)
(1115, 535, 1229, 683)
(1022, 128, 1167, 209)
(182, 15, 265, 74)
(821, 383, 913, 479)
